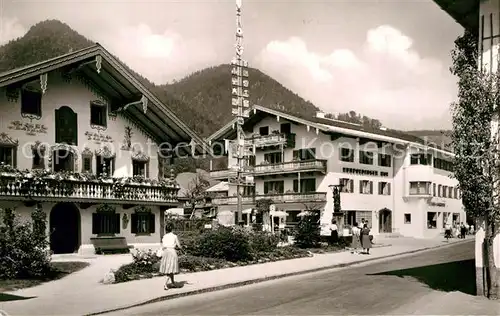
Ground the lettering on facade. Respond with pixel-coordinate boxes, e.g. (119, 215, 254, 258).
(84, 131, 113, 144)
(342, 167, 378, 176)
(8, 120, 48, 136)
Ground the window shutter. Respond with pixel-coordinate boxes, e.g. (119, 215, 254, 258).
(369, 181, 373, 194)
(293, 180, 298, 192)
(114, 213, 120, 234)
(92, 213, 100, 235)
(149, 213, 155, 233)
(131, 213, 138, 234)
(359, 181, 363, 194)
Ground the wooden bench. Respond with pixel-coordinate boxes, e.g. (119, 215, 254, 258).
(90, 236, 132, 254)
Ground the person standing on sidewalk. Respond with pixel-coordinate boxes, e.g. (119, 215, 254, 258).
(160, 223, 182, 290)
(329, 220, 339, 244)
(350, 222, 361, 254)
(460, 222, 467, 239)
(360, 224, 372, 255)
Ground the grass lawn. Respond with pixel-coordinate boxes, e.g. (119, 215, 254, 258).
(0, 261, 90, 293)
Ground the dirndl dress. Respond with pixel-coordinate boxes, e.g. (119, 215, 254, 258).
(159, 247, 179, 274)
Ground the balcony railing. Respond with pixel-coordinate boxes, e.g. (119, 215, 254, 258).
(254, 159, 327, 175)
(0, 172, 180, 205)
(209, 169, 237, 179)
(212, 192, 327, 205)
(246, 133, 296, 148)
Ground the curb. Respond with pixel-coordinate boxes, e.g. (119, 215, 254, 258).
(86, 238, 473, 316)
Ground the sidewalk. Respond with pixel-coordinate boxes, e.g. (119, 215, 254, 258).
(0, 236, 471, 316)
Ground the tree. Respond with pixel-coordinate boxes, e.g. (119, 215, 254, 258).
(186, 173, 210, 219)
(450, 29, 500, 299)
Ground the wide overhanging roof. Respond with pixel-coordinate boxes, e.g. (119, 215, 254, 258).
(0, 44, 212, 157)
(433, 0, 480, 31)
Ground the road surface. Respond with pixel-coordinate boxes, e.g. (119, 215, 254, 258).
(105, 240, 477, 315)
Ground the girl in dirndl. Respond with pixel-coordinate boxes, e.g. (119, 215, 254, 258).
(160, 223, 182, 290)
(350, 222, 362, 254)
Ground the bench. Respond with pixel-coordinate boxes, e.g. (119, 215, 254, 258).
(90, 236, 132, 254)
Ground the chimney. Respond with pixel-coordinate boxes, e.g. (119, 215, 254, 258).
(316, 111, 325, 119)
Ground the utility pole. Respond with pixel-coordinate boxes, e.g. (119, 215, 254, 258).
(231, 0, 251, 226)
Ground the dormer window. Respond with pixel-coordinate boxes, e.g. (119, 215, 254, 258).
(90, 100, 107, 129)
(21, 87, 42, 119)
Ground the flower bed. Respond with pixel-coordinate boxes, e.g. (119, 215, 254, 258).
(112, 244, 312, 284)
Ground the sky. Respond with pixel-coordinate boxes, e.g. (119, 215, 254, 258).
(0, 0, 463, 131)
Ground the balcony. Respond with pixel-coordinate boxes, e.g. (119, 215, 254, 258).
(246, 133, 296, 149)
(212, 192, 327, 205)
(0, 169, 180, 205)
(254, 159, 327, 176)
(209, 169, 237, 180)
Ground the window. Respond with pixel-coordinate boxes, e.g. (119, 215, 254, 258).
(433, 158, 453, 171)
(404, 214, 411, 224)
(443, 212, 449, 228)
(427, 212, 437, 229)
(21, 88, 42, 117)
(378, 154, 392, 167)
(259, 126, 269, 135)
(280, 123, 291, 134)
(409, 181, 431, 195)
(340, 178, 354, 193)
(82, 157, 92, 173)
(293, 178, 316, 193)
(442, 186, 448, 198)
(243, 186, 255, 196)
(458, 189, 461, 199)
(132, 160, 148, 177)
(92, 211, 120, 235)
(264, 181, 284, 194)
(433, 183, 436, 196)
(340, 148, 354, 162)
(247, 155, 256, 167)
(90, 101, 107, 128)
(359, 151, 373, 165)
(286, 210, 300, 224)
(453, 188, 458, 199)
(293, 148, 316, 161)
(264, 152, 282, 164)
(359, 180, 373, 194)
(438, 185, 442, 197)
(378, 182, 391, 195)
(31, 142, 45, 169)
(0, 146, 15, 167)
(96, 156, 115, 176)
(448, 187, 453, 198)
(131, 211, 155, 235)
(53, 149, 74, 172)
(410, 153, 432, 165)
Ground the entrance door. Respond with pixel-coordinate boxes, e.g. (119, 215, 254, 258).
(50, 203, 80, 254)
(379, 208, 392, 233)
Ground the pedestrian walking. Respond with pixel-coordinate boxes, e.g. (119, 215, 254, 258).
(360, 224, 372, 254)
(460, 222, 467, 239)
(444, 222, 452, 241)
(350, 222, 361, 254)
(160, 223, 182, 290)
(329, 219, 339, 244)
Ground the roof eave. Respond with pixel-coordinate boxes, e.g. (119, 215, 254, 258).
(433, 0, 480, 31)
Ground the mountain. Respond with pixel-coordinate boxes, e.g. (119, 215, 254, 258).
(0, 19, 386, 137)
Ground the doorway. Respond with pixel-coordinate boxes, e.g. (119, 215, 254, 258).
(50, 203, 81, 254)
(379, 208, 392, 233)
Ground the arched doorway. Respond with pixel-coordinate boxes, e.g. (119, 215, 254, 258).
(50, 203, 81, 254)
(379, 208, 392, 233)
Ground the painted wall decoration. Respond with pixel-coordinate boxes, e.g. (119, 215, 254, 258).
(84, 131, 113, 144)
(8, 120, 48, 136)
(121, 126, 133, 150)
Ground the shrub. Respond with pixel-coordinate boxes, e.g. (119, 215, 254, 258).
(114, 249, 160, 283)
(248, 231, 279, 253)
(0, 208, 52, 279)
(293, 214, 321, 248)
(177, 231, 201, 255)
(195, 227, 251, 262)
(178, 255, 227, 272)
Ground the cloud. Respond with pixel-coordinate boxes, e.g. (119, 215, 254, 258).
(255, 25, 456, 130)
(0, 17, 27, 45)
(93, 23, 218, 83)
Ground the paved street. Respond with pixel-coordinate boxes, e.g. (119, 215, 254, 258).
(105, 240, 484, 315)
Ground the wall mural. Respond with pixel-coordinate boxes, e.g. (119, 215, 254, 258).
(84, 131, 113, 144)
(8, 120, 48, 136)
(121, 126, 133, 151)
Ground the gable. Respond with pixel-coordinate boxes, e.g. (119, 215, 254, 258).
(0, 44, 211, 157)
